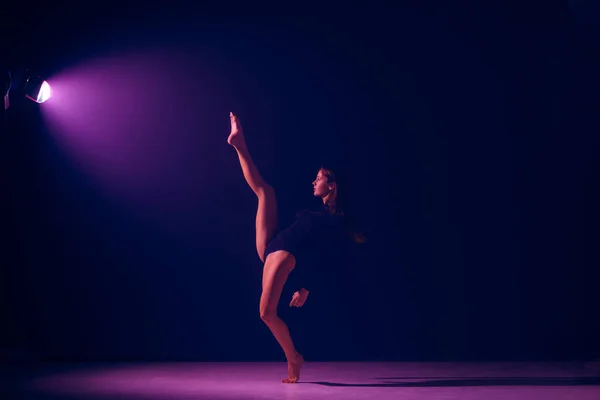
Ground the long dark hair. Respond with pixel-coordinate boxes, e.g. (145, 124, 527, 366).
(319, 167, 366, 244)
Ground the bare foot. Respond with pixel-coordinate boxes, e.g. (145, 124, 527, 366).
(227, 112, 244, 147)
(282, 354, 304, 383)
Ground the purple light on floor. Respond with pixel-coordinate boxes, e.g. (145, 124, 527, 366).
(28, 363, 306, 400)
(23, 362, 600, 400)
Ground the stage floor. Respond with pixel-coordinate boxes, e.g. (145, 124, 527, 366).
(2, 361, 600, 399)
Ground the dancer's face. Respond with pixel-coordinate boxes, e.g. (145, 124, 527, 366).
(312, 169, 334, 198)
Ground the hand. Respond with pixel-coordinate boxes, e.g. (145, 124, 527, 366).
(289, 288, 310, 307)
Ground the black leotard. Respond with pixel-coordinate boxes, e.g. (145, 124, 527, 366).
(264, 204, 345, 291)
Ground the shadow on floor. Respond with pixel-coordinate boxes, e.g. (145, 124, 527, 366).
(308, 377, 600, 387)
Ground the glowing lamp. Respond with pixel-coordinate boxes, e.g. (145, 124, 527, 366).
(24, 75, 52, 103)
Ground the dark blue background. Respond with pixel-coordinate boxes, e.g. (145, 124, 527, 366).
(1, 2, 599, 362)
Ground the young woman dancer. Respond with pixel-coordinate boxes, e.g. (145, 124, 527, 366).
(227, 112, 363, 383)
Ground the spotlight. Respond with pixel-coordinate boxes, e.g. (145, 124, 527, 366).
(23, 74, 52, 104)
(2, 68, 52, 111)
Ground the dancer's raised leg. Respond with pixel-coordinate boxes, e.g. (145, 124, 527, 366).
(228, 113, 303, 382)
(228, 112, 278, 261)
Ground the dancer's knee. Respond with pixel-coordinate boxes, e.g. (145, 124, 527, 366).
(260, 307, 278, 324)
(257, 184, 275, 200)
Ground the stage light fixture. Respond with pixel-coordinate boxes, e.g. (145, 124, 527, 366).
(2, 69, 52, 111)
(23, 73, 52, 104)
